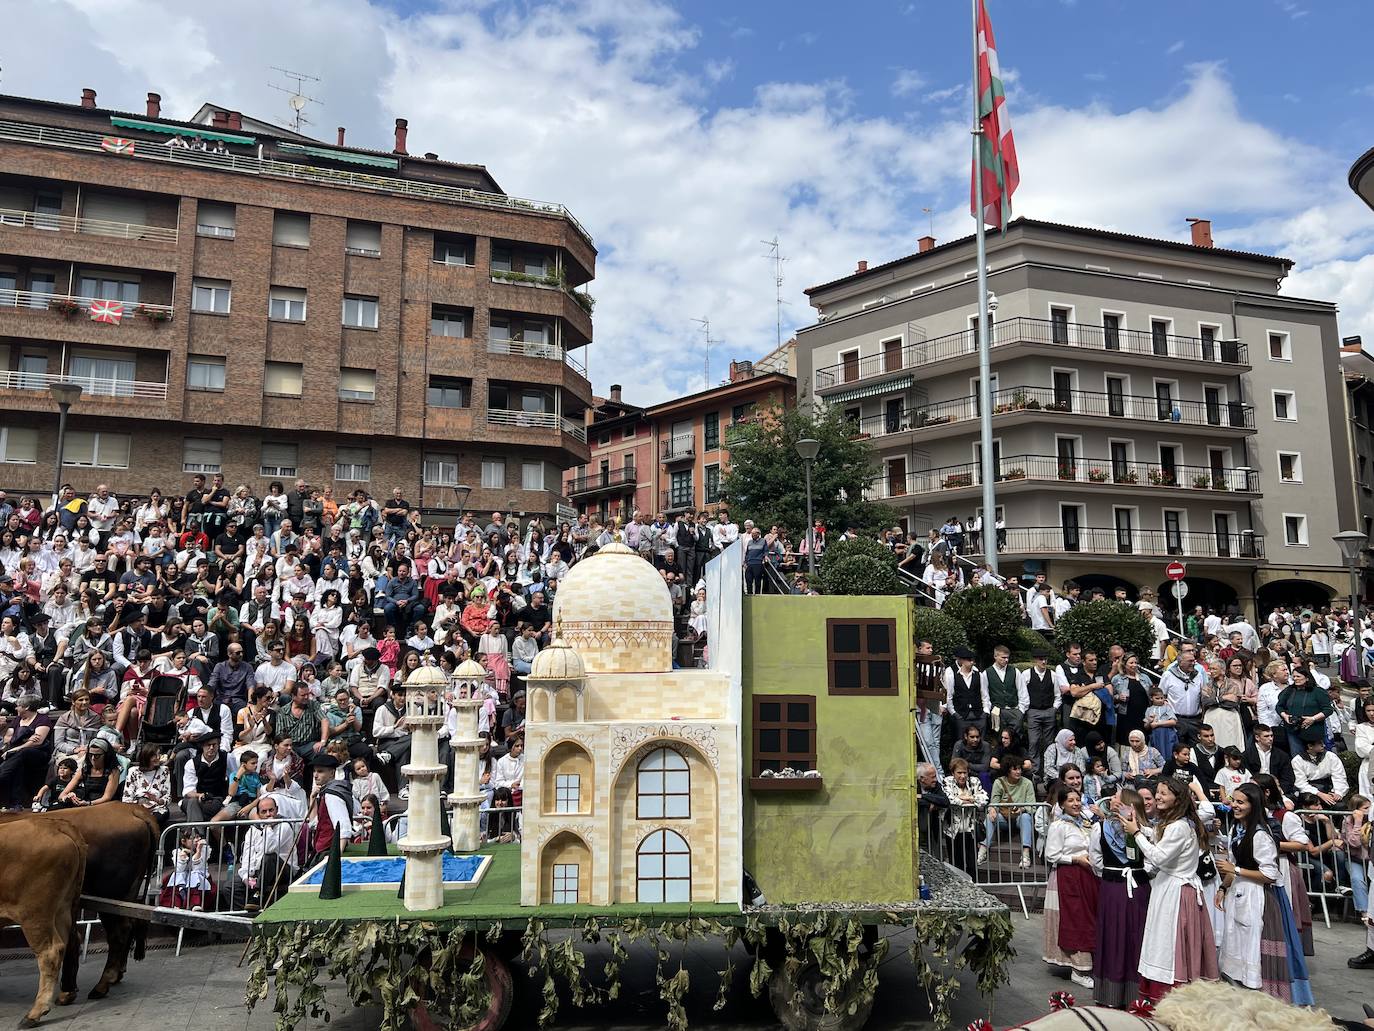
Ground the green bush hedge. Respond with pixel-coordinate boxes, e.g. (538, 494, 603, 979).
(913, 609, 970, 663)
(941, 586, 1024, 665)
(818, 536, 903, 596)
(1054, 600, 1154, 661)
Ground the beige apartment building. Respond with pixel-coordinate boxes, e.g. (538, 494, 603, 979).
(796, 219, 1355, 617)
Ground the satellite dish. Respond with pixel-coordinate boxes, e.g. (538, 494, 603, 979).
(289, 94, 307, 112)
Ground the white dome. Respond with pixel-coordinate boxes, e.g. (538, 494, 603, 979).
(528, 638, 586, 682)
(552, 543, 674, 673)
(454, 658, 487, 681)
(405, 665, 448, 689)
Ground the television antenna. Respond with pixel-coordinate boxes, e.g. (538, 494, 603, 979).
(922, 206, 934, 236)
(692, 316, 714, 391)
(268, 67, 321, 131)
(761, 236, 789, 350)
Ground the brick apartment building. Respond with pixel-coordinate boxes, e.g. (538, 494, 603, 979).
(566, 343, 796, 523)
(0, 88, 594, 518)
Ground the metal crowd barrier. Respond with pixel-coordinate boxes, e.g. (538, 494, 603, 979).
(928, 800, 1053, 919)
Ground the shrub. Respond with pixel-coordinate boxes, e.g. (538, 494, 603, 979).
(818, 554, 902, 596)
(1054, 600, 1153, 661)
(913, 609, 970, 664)
(942, 586, 1023, 665)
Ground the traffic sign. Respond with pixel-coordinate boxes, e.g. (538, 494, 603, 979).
(1171, 580, 1189, 600)
(1165, 561, 1186, 581)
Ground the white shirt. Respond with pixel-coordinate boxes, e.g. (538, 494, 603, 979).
(1029, 594, 1053, 630)
(182, 750, 240, 797)
(711, 522, 739, 548)
(1292, 750, 1349, 798)
(1256, 681, 1282, 729)
(1203, 613, 1223, 636)
(1223, 620, 1260, 652)
(255, 659, 296, 695)
(942, 665, 991, 715)
(87, 495, 120, 531)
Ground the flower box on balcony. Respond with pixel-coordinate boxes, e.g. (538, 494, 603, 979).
(1002, 468, 1026, 480)
(1022, 399, 1042, 410)
(1058, 466, 1077, 481)
(1114, 470, 1139, 484)
(1191, 475, 1211, 489)
(135, 305, 172, 323)
(923, 415, 952, 427)
(47, 298, 81, 318)
(993, 403, 1016, 414)
(943, 473, 974, 489)
(1211, 477, 1229, 491)
(1045, 400, 1071, 412)
(1147, 468, 1175, 486)
(1087, 468, 1109, 483)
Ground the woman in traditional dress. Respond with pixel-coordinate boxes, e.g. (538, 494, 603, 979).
(1204, 655, 1249, 752)
(1254, 773, 1315, 956)
(1118, 776, 1218, 1002)
(1215, 781, 1313, 1004)
(1043, 786, 1098, 988)
(1091, 787, 1152, 1007)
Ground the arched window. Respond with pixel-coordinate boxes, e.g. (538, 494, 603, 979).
(636, 829, 690, 903)
(636, 747, 689, 819)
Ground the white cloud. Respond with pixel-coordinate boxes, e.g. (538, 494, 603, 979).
(891, 69, 926, 98)
(1166, 40, 1185, 55)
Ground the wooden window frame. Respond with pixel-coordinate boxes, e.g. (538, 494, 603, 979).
(825, 617, 898, 696)
(751, 693, 821, 791)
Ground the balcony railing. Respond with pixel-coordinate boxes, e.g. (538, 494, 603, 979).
(814, 315, 1248, 390)
(0, 206, 177, 243)
(485, 408, 587, 442)
(0, 288, 174, 321)
(0, 118, 592, 246)
(0, 369, 168, 400)
(973, 526, 1264, 560)
(566, 467, 637, 495)
(662, 436, 696, 463)
(861, 385, 1254, 433)
(561, 415, 588, 442)
(661, 488, 695, 513)
(486, 338, 588, 376)
(866, 453, 1259, 500)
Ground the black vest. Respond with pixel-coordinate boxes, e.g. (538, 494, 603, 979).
(952, 669, 984, 719)
(192, 751, 228, 797)
(196, 704, 222, 733)
(30, 629, 58, 664)
(1026, 668, 1055, 709)
(1059, 662, 1088, 687)
(985, 665, 1018, 709)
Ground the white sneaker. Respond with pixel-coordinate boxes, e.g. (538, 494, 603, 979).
(976, 844, 989, 865)
(1020, 850, 1032, 869)
(376, 751, 392, 765)
(1069, 971, 1093, 989)
(398, 787, 409, 800)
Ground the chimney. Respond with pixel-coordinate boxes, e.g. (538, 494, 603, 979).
(1343, 335, 1364, 352)
(609, 384, 622, 403)
(856, 260, 868, 273)
(393, 118, 408, 155)
(424, 151, 438, 161)
(226, 111, 242, 130)
(80, 88, 97, 109)
(211, 110, 229, 129)
(729, 360, 755, 382)
(146, 92, 161, 118)
(1187, 217, 1213, 248)
(918, 235, 936, 253)
(336, 126, 346, 146)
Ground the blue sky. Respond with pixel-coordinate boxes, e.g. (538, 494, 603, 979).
(9, 0, 1374, 402)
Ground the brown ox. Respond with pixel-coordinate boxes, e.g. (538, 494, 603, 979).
(0, 802, 159, 1004)
(0, 819, 87, 1027)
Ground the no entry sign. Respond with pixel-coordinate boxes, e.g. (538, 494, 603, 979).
(1165, 561, 1186, 581)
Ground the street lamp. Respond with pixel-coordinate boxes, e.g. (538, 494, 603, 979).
(794, 437, 820, 577)
(450, 483, 472, 535)
(1333, 529, 1368, 645)
(49, 381, 82, 511)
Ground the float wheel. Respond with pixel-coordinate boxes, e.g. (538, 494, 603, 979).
(767, 958, 875, 1031)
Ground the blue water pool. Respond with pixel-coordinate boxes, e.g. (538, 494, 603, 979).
(298, 853, 487, 887)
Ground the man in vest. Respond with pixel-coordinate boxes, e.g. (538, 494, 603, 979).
(984, 643, 1027, 737)
(943, 646, 989, 739)
(181, 732, 234, 823)
(1054, 642, 1089, 729)
(913, 637, 946, 776)
(302, 753, 355, 865)
(1019, 647, 1060, 779)
(349, 646, 392, 734)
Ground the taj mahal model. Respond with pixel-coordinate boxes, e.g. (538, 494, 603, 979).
(519, 543, 742, 906)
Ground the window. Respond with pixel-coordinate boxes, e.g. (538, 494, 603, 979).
(488, 385, 553, 414)
(195, 201, 235, 239)
(522, 460, 544, 491)
(704, 464, 721, 504)
(187, 355, 226, 391)
(334, 446, 371, 481)
(623, 425, 635, 440)
(0, 426, 38, 464)
(1284, 514, 1308, 546)
(752, 695, 817, 775)
(481, 457, 505, 489)
(77, 274, 138, 303)
(1114, 507, 1135, 554)
(636, 748, 690, 819)
(427, 376, 470, 408)
(1103, 312, 1122, 351)
(430, 305, 470, 338)
(182, 437, 222, 474)
(554, 774, 580, 814)
(259, 442, 298, 478)
(269, 287, 306, 322)
(732, 402, 757, 422)
(338, 367, 376, 402)
(490, 315, 552, 352)
(432, 235, 473, 266)
(551, 863, 580, 904)
(1050, 305, 1071, 344)
(703, 412, 720, 451)
(344, 220, 381, 257)
(491, 245, 550, 278)
(825, 618, 897, 695)
(1272, 390, 1295, 421)
(63, 431, 130, 469)
(264, 361, 303, 397)
(636, 829, 690, 904)
(191, 278, 231, 314)
(424, 452, 459, 487)
(272, 211, 310, 247)
(840, 349, 859, 383)
(1278, 452, 1302, 483)
(669, 469, 692, 508)
(342, 294, 379, 329)
(1269, 331, 1291, 361)
(1151, 319, 1170, 356)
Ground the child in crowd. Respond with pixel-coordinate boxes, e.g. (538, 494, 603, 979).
(1212, 745, 1252, 802)
(1084, 753, 1118, 803)
(349, 755, 390, 807)
(224, 751, 262, 811)
(1143, 686, 1178, 759)
(33, 757, 79, 811)
(160, 828, 215, 911)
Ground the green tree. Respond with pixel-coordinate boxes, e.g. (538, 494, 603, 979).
(720, 403, 892, 539)
(941, 586, 1023, 665)
(816, 536, 903, 596)
(1054, 600, 1154, 661)
(913, 609, 970, 663)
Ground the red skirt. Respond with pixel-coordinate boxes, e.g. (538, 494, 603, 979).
(1056, 863, 1100, 955)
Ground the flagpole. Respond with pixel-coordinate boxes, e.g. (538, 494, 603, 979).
(972, 0, 999, 575)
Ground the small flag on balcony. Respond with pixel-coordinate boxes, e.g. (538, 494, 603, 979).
(971, 0, 1019, 230)
(100, 136, 135, 156)
(89, 299, 125, 324)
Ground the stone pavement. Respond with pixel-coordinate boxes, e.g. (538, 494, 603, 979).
(0, 914, 1369, 1029)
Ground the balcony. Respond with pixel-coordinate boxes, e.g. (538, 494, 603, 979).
(867, 454, 1260, 501)
(0, 369, 168, 401)
(0, 206, 176, 244)
(661, 436, 696, 464)
(566, 467, 637, 497)
(814, 316, 1249, 393)
(661, 488, 695, 514)
(973, 526, 1265, 561)
(485, 408, 588, 443)
(0, 288, 174, 325)
(487, 338, 588, 377)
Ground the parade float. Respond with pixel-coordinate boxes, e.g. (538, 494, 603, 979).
(247, 541, 1015, 1030)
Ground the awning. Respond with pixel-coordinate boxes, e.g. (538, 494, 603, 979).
(109, 116, 256, 146)
(277, 142, 399, 170)
(824, 375, 913, 404)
